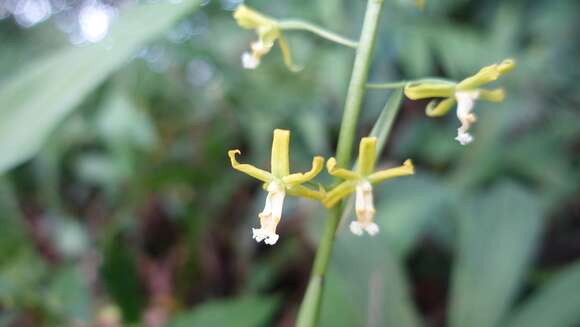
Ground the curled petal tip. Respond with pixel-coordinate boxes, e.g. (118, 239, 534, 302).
(403, 159, 415, 174)
(326, 157, 337, 170)
(425, 97, 456, 117)
(228, 149, 241, 157)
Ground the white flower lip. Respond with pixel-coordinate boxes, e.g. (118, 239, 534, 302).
(351, 180, 379, 236)
(253, 181, 285, 245)
(454, 90, 480, 146)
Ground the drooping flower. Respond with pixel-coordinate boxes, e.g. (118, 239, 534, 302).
(228, 129, 324, 245)
(233, 5, 299, 71)
(322, 137, 414, 236)
(404, 58, 515, 145)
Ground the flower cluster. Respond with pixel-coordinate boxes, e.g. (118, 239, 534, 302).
(229, 130, 413, 245)
(229, 5, 516, 246)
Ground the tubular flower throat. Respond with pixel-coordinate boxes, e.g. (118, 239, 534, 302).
(404, 58, 515, 145)
(233, 5, 299, 71)
(322, 137, 414, 236)
(228, 129, 324, 245)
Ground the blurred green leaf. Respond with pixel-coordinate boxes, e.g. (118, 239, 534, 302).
(47, 266, 92, 323)
(377, 173, 451, 257)
(0, 0, 200, 174)
(329, 232, 422, 327)
(318, 271, 359, 326)
(504, 260, 580, 327)
(96, 90, 158, 151)
(101, 235, 145, 323)
(168, 296, 279, 327)
(448, 182, 544, 327)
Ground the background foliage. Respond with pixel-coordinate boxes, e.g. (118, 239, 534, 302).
(0, 0, 579, 326)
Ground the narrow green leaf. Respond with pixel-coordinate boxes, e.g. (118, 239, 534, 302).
(448, 182, 544, 327)
(47, 266, 92, 322)
(369, 88, 403, 155)
(0, 0, 200, 174)
(504, 261, 580, 327)
(169, 296, 279, 327)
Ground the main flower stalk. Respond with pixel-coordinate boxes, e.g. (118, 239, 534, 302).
(296, 0, 385, 326)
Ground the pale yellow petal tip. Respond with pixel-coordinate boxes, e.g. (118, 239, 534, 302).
(479, 88, 506, 102)
(360, 137, 377, 147)
(326, 157, 337, 172)
(233, 5, 268, 29)
(403, 159, 415, 174)
(312, 156, 325, 173)
(273, 129, 290, 139)
(232, 5, 251, 26)
(228, 149, 242, 163)
(498, 58, 516, 74)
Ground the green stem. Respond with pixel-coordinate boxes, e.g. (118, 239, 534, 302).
(335, 0, 385, 169)
(296, 1, 385, 326)
(278, 20, 358, 48)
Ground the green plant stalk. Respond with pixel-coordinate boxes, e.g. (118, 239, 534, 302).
(278, 20, 358, 48)
(296, 1, 385, 326)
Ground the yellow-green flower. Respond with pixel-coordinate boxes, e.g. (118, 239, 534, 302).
(228, 129, 324, 245)
(233, 5, 299, 71)
(322, 137, 414, 236)
(404, 58, 515, 145)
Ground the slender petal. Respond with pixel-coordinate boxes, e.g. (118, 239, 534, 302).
(326, 158, 360, 180)
(270, 129, 290, 178)
(425, 97, 456, 117)
(404, 82, 455, 100)
(456, 59, 515, 91)
(283, 156, 324, 186)
(357, 137, 377, 176)
(322, 180, 357, 208)
(367, 159, 414, 184)
(228, 150, 272, 183)
(278, 33, 302, 72)
(287, 184, 325, 201)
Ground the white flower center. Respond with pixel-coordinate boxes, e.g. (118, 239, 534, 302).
(454, 90, 480, 145)
(253, 181, 285, 245)
(351, 180, 379, 236)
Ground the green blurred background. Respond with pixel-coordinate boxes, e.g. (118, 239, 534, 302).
(0, 0, 579, 326)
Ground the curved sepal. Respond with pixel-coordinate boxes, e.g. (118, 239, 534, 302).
(283, 156, 324, 186)
(367, 159, 414, 184)
(228, 150, 272, 183)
